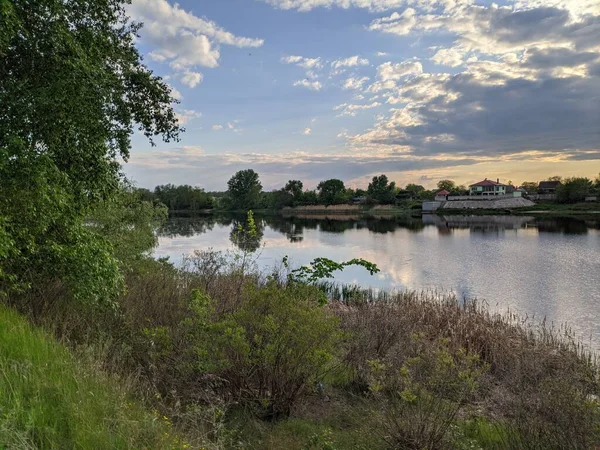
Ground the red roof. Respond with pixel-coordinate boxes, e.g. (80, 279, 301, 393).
(469, 179, 506, 187)
(436, 189, 450, 195)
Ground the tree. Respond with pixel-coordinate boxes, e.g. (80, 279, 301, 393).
(367, 174, 397, 204)
(227, 170, 263, 210)
(0, 0, 180, 306)
(521, 182, 539, 194)
(284, 180, 303, 200)
(556, 178, 593, 203)
(317, 179, 347, 205)
(405, 184, 425, 194)
(594, 173, 600, 190)
(548, 176, 563, 182)
(437, 180, 457, 192)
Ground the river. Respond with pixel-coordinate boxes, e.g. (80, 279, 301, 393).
(156, 213, 600, 350)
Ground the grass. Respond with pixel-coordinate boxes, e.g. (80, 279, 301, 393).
(0, 304, 188, 450)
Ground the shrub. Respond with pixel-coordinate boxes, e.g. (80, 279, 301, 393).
(188, 283, 343, 420)
(367, 336, 485, 450)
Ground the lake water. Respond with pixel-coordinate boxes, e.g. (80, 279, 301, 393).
(156, 213, 600, 350)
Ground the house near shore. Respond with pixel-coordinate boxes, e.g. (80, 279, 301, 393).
(469, 178, 507, 196)
(538, 180, 562, 194)
(435, 189, 450, 201)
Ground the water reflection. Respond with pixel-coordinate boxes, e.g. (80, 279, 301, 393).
(159, 214, 600, 248)
(156, 213, 600, 349)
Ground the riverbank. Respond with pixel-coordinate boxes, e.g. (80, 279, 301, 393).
(8, 249, 599, 449)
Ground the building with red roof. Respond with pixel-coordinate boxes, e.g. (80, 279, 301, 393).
(434, 189, 450, 201)
(469, 178, 507, 196)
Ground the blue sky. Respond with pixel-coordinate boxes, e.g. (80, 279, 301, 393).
(125, 0, 600, 190)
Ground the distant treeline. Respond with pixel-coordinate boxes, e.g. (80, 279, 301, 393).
(138, 171, 600, 212)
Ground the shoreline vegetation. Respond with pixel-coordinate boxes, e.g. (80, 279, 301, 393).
(3, 246, 599, 449)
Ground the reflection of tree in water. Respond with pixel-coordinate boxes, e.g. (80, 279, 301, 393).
(319, 219, 357, 233)
(536, 217, 589, 235)
(265, 216, 305, 242)
(229, 214, 265, 253)
(158, 217, 218, 237)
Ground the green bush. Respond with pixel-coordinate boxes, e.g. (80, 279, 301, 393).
(367, 336, 486, 450)
(188, 283, 343, 420)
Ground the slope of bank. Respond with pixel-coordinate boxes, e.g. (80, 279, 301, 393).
(0, 304, 185, 450)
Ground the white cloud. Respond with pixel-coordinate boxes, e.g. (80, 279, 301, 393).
(343, 76, 370, 90)
(293, 79, 323, 91)
(431, 48, 464, 68)
(303, 127, 312, 135)
(281, 55, 323, 70)
(369, 8, 416, 36)
(168, 85, 182, 100)
(333, 101, 382, 116)
(212, 125, 223, 131)
(180, 70, 204, 88)
(176, 109, 202, 124)
(376, 52, 389, 57)
(377, 60, 423, 82)
(257, 0, 407, 12)
(128, 0, 263, 78)
(311, 117, 317, 123)
(331, 55, 369, 70)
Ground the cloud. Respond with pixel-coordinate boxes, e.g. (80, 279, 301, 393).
(180, 70, 204, 88)
(175, 109, 202, 124)
(333, 101, 382, 116)
(369, 8, 416, 35)
(281, 55, 323, 70)
(293, 79, 323, 91)
(343, 76, 370, 90)
(431, 48, 464, 68)
(212, 125, 223, 131)
(377, 60, 423, 82)
(341, 1, 600, 164)
(257, 0, 407, 13)
(331, 55, 370, 75)
(126, 145, 481, 190)
(168, 85, 182, 100)
(303, 127, 312, 135)
(128, 0, 263, 78)
(376, 52, 389, 57)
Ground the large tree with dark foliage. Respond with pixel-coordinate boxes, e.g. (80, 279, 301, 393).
(227, 169, 263, 210)
(317, 179, 347, 205)
(367, 174, 396, 204)
(0, 0, 181, 306)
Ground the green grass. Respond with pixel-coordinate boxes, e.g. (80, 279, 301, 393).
(0, 304, 188, 450)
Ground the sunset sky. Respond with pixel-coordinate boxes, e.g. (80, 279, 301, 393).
(124, 0, 600, 190)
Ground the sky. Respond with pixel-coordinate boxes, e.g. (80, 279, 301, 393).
(124, 0, 600, 191)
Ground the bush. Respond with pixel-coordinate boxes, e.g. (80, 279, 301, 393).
(189, 283, 343, 420)
(367, 336, 485, 450)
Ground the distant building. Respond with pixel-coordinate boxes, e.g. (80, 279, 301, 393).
(435, 189, 450, 201)
(351, 196, 367, 204)
(538, 180, 562, 194)
(469, 178, 507, 196)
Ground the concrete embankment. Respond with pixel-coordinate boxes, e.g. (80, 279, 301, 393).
(440, 197, 535, 209)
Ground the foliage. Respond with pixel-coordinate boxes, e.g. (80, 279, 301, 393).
(230, 210, 263, 253)
(226, 169, 263, 210)
(317, 179, 348, 205)
(153, 184, 214, 211)
(437, 180, 457, 192)
(285, 180, 304, 201)
(366, 336, 485, 450)
(88, 182, 168, 271)
(0, 304, 187, 450)
(0, 0, 180, 306)
(288, 257, 379, 291)
(520, 181, 539, 194)
(367, 174, 396, 204)
(188, 283, 343, 420)
(556, 177, 593, 203)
